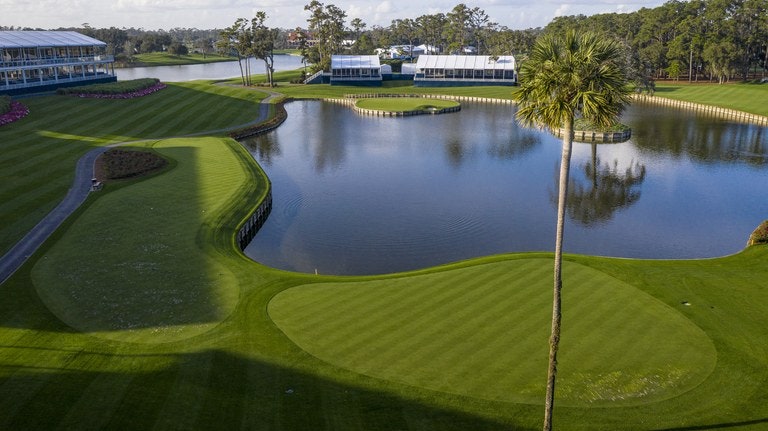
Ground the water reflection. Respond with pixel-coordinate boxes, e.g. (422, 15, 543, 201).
(242, 100, 768, 274)
(562, 144, 647, 226)
(629, 101, 768, 165)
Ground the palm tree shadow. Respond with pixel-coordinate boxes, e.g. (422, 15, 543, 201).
(0, 348, 536, 430)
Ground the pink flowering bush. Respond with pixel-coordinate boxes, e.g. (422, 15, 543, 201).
(0, 99, 30, 127)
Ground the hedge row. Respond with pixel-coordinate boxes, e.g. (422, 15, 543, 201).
(56, 78, 161, 96)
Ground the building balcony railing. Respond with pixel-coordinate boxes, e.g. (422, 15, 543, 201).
(0, 55, 114, 70)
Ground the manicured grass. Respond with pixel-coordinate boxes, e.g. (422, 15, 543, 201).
(31, 137, 251, 343)
(269, 258, 715, 407)
(0, 81, 267, 256)
(654, 81, 768, 116)
(1, 78, 767, 429)
(355, 97, 460, 112)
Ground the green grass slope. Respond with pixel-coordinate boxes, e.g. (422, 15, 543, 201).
(654, 81, 768, 117)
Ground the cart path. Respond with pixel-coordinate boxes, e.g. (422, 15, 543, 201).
(0, 91, 279, 285)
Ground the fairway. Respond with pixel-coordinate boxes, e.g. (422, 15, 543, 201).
(269, 258, 716, 406)
(31, 137, 250, 343)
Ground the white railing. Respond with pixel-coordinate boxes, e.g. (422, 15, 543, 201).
(0, 55, 114, 70)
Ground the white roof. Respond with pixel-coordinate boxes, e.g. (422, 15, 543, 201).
(331, 55, 380, 69)
(416, 55, 516, 71)
(0, 31, 106, 48)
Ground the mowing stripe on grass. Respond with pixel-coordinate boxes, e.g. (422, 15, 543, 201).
(31, 137, 245, 343)
(269, 259, 716, 406)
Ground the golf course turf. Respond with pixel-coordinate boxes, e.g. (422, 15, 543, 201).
(1, 78, 767, 430)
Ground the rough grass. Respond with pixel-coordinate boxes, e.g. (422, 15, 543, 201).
(1, 79, 767, 430)
(355, 97, 459, 112)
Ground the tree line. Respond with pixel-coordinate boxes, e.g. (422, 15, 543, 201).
(4, 0, 765, 84)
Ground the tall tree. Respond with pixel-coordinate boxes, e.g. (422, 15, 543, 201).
(445, 3, 472, 53)
(513, 30, 631, 431)
(304, 0, 347, 72)
(217, 20, 248, 86)
(251, 11, 279, 87)
(416, 13, 447, 53)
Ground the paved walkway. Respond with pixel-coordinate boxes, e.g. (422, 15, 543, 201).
(0, 90, 279, 285)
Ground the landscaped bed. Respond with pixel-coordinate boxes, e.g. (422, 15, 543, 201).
(56, 78, 166, 99)
(0, 95, 30, 126)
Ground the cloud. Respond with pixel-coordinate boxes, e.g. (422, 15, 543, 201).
(554, 4, 573, 17)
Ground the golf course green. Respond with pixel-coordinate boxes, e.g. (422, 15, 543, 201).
(0, 78, 766, 430)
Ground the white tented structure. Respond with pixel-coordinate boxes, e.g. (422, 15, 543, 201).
(330, 55, 382, 86)
(1, 31, 116, 95)
(414, 55, 516, 87)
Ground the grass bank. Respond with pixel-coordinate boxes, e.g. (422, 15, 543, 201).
(1, 78, 767, 429)
(654, 81, 768, 116)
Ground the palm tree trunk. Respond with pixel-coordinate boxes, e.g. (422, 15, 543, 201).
(543, 116, 573, 431)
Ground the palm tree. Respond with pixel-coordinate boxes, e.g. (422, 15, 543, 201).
(513, 30, 631, 431)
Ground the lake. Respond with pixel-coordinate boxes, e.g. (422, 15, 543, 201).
(241, 100, 768, 275)
(115, 54, 305, 81)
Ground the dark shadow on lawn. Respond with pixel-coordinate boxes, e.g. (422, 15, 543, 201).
(652, 418, 768, 430)
(0, 348, 533, 431)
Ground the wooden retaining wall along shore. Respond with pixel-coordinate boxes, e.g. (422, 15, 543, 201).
(236, 189, 272, 251)
(554, 128, 632, 143)
(633, 94, 768, 126)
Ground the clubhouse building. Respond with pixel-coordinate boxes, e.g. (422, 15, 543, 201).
(1, 31, 116, 95)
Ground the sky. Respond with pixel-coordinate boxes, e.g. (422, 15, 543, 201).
(2, 0, 667, 31)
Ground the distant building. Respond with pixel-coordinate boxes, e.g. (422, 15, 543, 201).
(413, 55, 517, 87)
(287, 29, 318, 48)
(330, 55, 382, 86)
(379, 44, 439, 60)
(1, 31, 116, 95)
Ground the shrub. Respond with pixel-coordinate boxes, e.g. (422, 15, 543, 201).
(57, 78, 163, 97)
(748, 220, 768, 246)
(574, 117, 631, 132)
(100, 148, 167, 180)
(0, 95, 10, 115)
